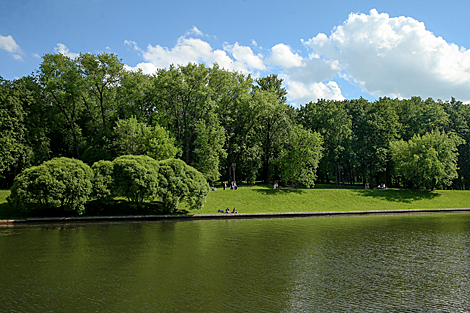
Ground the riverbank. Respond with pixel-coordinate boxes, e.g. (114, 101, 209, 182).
(2, 208, 470, 225)
(2, 185, 470, 221)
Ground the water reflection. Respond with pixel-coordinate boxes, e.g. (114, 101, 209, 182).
(1, 214, 470, 312)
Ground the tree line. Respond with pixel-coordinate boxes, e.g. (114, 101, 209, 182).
(1, 52, 469, 191)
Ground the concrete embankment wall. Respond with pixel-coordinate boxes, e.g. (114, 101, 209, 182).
(1, 208, 470, 226)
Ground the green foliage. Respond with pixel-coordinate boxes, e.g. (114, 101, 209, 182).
(157, 158, 210, 212)
(7, 157, 93, 214)
(390, 131, 464, 190)
(91, 160, 114, 202)
(112, 155, 161, 206)
(0, 77, 33, 179)
(193, 115, 226, 183)
(277, 126, 323, 187)
(113, 116, 178, 160)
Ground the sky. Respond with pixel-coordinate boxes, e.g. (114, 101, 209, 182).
(2, 0, 470, 106)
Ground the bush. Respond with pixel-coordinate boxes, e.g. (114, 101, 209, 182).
(157, 158, 210, 212)
(91, 160, 114, 203)
(112, 155, 160, 206)
(7, 157, 93, 214)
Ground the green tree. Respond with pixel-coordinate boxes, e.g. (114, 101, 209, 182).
(37, 53, 84, 158)
(91, 160, 114, 203)
(299, 99, 352, 185)
(390, 131, 464, 190)
(7, 157, 93, 214)
(193, 114, 226, 183)
(254, 75, 291, 184)
(0, 77, 33, 183)
(113, 116, 178, 161)
(112, 155, 161, 206)
(277, 126, 323, 187)
(156, 158, 210, 212)
(77, 52, 125, 133)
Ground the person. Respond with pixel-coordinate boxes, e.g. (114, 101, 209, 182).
(230, 182, 234, 190)
(225, 208, 230, 213)
(234, 182, 237, 190)
(223, 182, 227, 190)
(232, 208, 238, 213)
(218, 209, 224, 213)
(274, 182, 278, 189)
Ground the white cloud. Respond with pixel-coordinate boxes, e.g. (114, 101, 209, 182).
(0, 34, 23, 60)
(127, 30, 267, 75)
(283, 75, 345, 105)
(223, 42, 265, 70)
(186, 26, 203, 36)
(54, 43, 80, 59)
(303, 9, 470, 100)
(268, 43, 303, 68)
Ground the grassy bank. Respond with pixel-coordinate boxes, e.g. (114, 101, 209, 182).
(186, 185, 470, 215)
(2, 186, 470, 219)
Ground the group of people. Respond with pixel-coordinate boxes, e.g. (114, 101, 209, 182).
(218, 208, 238, 214)
(223, 182, 237, 190)
(365, 183, 388, 189)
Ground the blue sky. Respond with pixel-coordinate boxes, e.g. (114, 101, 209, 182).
(2, 0, 470, 105)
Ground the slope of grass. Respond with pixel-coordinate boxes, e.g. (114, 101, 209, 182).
(186, 185, 470, 215)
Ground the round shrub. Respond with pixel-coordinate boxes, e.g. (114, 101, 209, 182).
(91, 160, 114, 203)
(157, 158, 210, 212)
(8, 157, 93, 214)
(112, 155, 160, 206)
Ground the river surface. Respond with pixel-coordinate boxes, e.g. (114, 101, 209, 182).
(1, 213, 470, 312)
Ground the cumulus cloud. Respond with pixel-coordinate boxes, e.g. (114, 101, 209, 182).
(54, 43, 80, 59)
(265, 43, 343, 104)
(303, 9, 470, 100)
(268, 43, 304, 68)
(127, 31, 267, 75)
(0, 34, 23, 60)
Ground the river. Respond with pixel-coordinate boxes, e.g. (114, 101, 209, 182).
(1, 213, 469, 312)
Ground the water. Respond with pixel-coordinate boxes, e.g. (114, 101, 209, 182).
(1, 213, 470, 312)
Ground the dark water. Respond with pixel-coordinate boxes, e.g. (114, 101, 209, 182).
(1, 213, 470, 312)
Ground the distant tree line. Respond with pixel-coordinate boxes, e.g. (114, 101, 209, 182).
(1, 52, 469, 191)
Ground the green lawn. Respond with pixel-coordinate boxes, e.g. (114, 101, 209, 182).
(186, 184, 470, 214)
(2, 185, 470, 219)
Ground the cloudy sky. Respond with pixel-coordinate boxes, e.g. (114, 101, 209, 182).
(2, 0, 470, 105)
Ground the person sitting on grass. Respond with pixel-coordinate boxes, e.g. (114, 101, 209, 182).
(232, 208, 238, 213)
(226, 208, 230, 213)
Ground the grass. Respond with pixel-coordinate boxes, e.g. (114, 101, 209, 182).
(185, 184, 470, 215)
(2, 185, 470, 219)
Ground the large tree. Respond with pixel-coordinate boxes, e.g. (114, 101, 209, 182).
(390, 131, 464, 190)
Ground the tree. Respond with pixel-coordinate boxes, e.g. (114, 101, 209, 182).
(7, 157, 93, 214)
(277, 126, 323, 187)
(77, 52, 125, 133)
(254, 75, 291, 184)
(299, 99, 352, 185)
(156, 158, 210, 212)
(0, 77, 33, 183)
(91, 160, 114, 203)
(193, 114, 226, 183)
(112, 155, 161, 206)
(37, 53, 84, 158)
(113, 116, 178, 161)
(390, 131, 464, 190)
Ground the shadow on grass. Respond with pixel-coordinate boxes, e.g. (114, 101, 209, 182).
(251, 186, 306, 196)
(351, 189, 440, 203)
